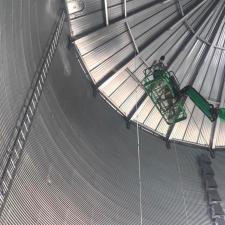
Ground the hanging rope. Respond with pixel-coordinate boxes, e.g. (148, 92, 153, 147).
(136, 88, 143, 225)
(131, 1, 143, 223)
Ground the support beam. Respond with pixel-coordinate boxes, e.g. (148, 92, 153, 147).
(125, 68, 147, 126)
(170, 0, 210, 30)
(73, 0, 162, 39)
(210, 71, 225, 149)
(67, 35, 76, 50)
(125, 21, 139, 54)
(177, 0, 184, 16)
(177, 0, 225, 50)
(74, 43, 93, 82)
(194, 1, 225, 47)
(124, 0, 127, 18)
(96, 0, 216, 89)
(214, 45, 225, 50)
(126, 94, 147, 128)
(139, 56, 149, 67)
(125, 68, 142, 86)
(166, 0, 222, 141)
(104, 0, 109, 26)
(207, 5, 225, 149)
(96, 16, 179, 88)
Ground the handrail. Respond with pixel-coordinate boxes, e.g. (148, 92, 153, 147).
(0, 10, 66, 215)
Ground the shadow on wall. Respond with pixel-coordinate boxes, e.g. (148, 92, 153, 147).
(59, 32, 72, 77)
(46, 0, 61, 19)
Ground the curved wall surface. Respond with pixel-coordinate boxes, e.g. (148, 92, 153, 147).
(1, 1, 225, 225)
(0, 0, 61, 164)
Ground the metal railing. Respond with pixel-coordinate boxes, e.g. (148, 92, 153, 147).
(0, 10, 66, 214)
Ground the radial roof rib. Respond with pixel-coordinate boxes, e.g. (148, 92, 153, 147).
(177, 0, 185, 16)
(74, 0, 202, 87)
(167, 1, 218, 69)
(126, 94, 147, 126)
(99, 0, 214, 97)
(125, 68, 147, 124)
(96, 1, 208, 88)
(210, 28, 225, 148)
(123, 0, 127, 18)
(69, 0, 225, 148)
(202, 5, 225, 149)
(210, 79, 225, 149)
(70, 0, 171, 39)
(183, 0, 225, 147)
(178, 1, 225, 147)
(95, 12, 180, 87)
(169, 0, 209, 30)
(166, 0, 222, 144)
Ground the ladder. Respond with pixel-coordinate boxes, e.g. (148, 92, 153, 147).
(0, 10, 66, 215)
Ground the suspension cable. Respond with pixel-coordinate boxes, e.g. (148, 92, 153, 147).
(132, 2, 143, 223)
(136, 88, 143, 225)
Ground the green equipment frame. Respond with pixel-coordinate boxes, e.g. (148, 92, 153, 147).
(143, 66, 186, 125)
(143, 66, 225, 125)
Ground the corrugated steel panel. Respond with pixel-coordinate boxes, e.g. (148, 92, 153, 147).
(72, 0, 225, 149)
(2, 0, 225, 225)
(0, 0, 62, 170)
(70, 0, 225, 148)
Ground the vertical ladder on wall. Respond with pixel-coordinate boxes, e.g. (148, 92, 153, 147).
(0, 10, 66, 214)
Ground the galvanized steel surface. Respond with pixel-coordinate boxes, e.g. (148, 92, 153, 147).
(0, 9, 65, 215)
(0, 26, 214, 225)
(1, 0, 225, 225)
(69, 0, 225, 148)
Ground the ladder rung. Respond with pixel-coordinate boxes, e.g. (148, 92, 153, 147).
(29, 106, 33, 116)
(0, 193, 4, 202)
(39, 80, 42, 90)
(6, 170, 12, 180)
(32, 99, 36, 109)
(10, 159, 15, 169)
(40, 74, 44, 83)
(20, 130, 26, 140)
(14, 149, 19, 159)
(26, 113, 31, 124)
(34, 92, 38, 102)
(2, 181, 8, 191)
(24, 122, 28, 132)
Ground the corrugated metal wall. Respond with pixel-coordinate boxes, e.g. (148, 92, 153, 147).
(0, 0, 61, 168)
(0, 0, 225, 224)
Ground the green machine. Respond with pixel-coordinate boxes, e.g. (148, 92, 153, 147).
(143, 65, 225, 125)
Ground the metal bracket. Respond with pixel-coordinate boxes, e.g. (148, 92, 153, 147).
(209, 148, 216, 159)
